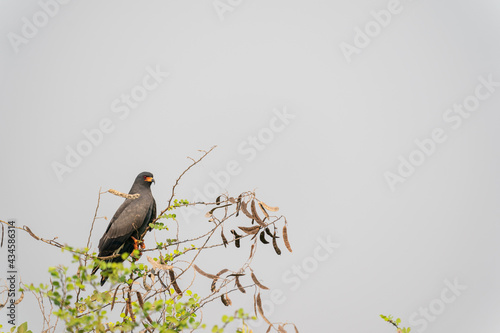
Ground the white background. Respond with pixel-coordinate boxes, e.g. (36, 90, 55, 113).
(1, 0, 500, 332)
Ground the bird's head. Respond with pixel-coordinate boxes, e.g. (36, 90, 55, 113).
(136, 171, 155, 186)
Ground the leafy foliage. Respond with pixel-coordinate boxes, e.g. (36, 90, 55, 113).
(1, 322, 33, 333)
(380, 314, 411, 333)
(6, 189, 292, 332)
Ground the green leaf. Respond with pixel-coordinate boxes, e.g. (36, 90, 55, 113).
(17, 322, 28, 333)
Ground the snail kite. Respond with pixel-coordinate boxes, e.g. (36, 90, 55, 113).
(92, 171, 156, 285)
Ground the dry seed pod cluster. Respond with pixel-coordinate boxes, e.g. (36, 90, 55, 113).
(209, 195, 292, 255)
(200, 193, 294, 325)
(194, 265, 274, 304)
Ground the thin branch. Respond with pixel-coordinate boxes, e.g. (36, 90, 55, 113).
(86, 187, 102, 250)
(139, 146, 217, 242)
(157, 147, 216, 223)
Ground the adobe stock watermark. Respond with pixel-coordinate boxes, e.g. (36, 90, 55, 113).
(213, 0, 243, 21)
(339, 0, 420, 63)
(51, 65, 169, 182)
(251, 235, 340, 328)
(178, 106, 296, 223)
(384, 74, 499, 192)
(7, 0, 72, 54)
(5, 220, 18, 326)
(409, 278, 467, 333)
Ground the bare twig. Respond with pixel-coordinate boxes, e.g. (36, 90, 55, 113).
(86, 187, 102, 250)
(155, 147, 216, 223)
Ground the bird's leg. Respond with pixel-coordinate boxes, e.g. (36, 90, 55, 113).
(131, 236, 145, 262)
(131, 236, 145, 250)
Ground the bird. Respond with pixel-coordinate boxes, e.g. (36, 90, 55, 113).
(92, 171, 156, 285)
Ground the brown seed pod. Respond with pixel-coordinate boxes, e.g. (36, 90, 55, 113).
(260, 231, 269, 244)
(258, 202, 270, 218)
(283, 225, 292, 252)
(231, 230, 241, 248)
(136, 291, 153, 324)
(14, 291, 24, 305)
(194, 265, 218, 279)
(238, 225, 261, 235)
(251, 271, 269, 290)
(248, 244, 255, 260)
(211, 268, 229, 292)
(266, 325, 273, 333)
(236, 194, 242, 217)
(273, 230, 282, 255)
(221, 293, 232, 306)
(23, 226, 40, 241)
(253, 293, 258, 318)
(235, 276, 246, 293)
(251, 200, 267, 227)
(256, 292, 271, 325)
(121, 288, 127, 303)
(206, 204, 231, 218)
(260, 201, 279, 212)
(221, 229, 228, 247)
(240, 201, 254, 219)
(110, 284, 120, 311)
(168, 269, 183, 295)
(265, 227, 274, 238)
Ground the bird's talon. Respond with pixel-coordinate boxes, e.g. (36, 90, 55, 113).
(131, 236, 143, 251)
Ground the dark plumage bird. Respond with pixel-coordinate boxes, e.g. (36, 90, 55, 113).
(92, 171, 156, 285)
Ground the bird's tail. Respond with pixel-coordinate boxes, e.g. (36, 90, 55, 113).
(100, 275, 108, 286)
(91, 259, 109, 285)
(91, 265, 110, 285)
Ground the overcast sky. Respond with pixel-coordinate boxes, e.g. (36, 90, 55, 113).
(1, 0, 500, 332)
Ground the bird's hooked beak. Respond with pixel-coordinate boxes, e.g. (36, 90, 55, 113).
(145, 176, 155, 184)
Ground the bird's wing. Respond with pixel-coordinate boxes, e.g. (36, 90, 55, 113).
(149, 198, 157, 229)
(98, 196, 154, 255)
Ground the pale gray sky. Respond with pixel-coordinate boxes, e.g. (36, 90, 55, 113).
(1, 0, 500, 332)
